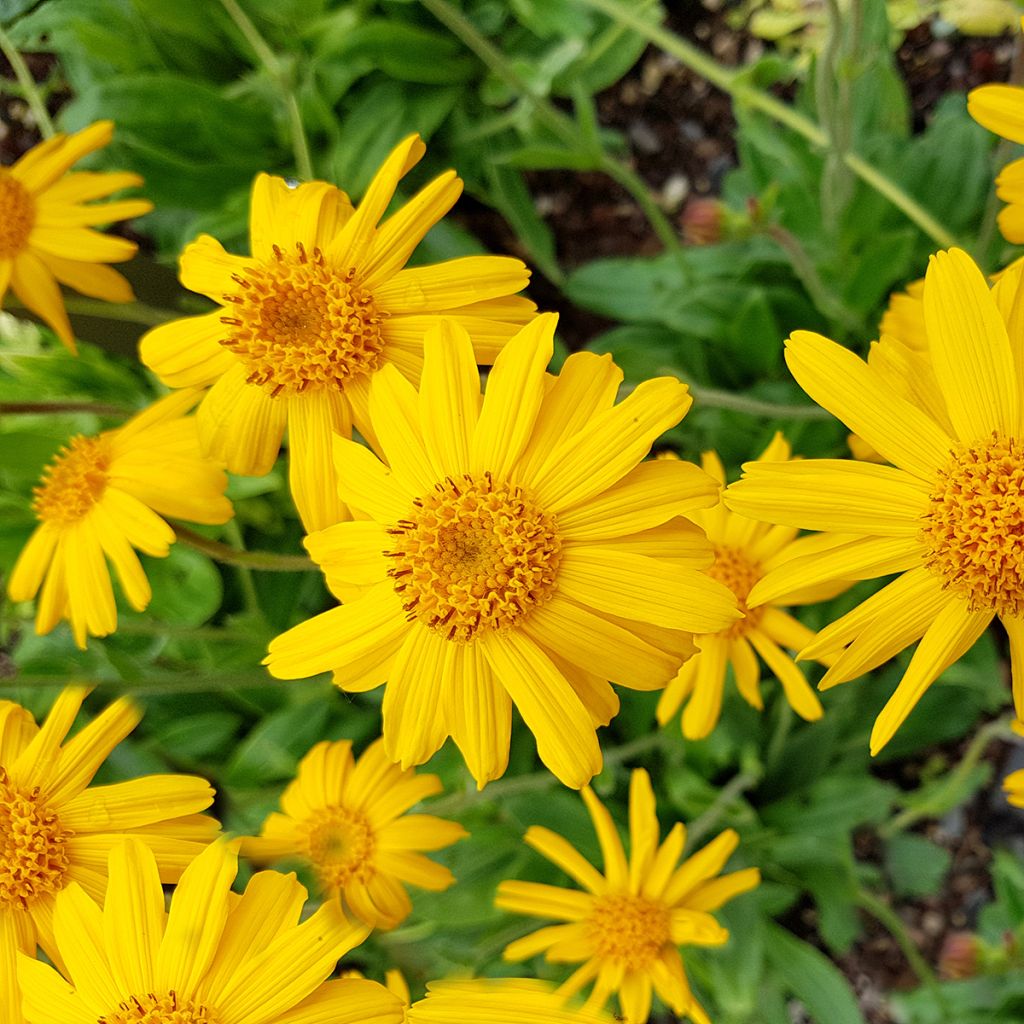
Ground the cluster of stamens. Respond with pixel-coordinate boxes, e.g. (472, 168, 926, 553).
(301, 805, 376, 892)
(0, 767, 71, 909)
(99, 992, 218, 1024)
(586, 893, 670, 971)
(707, 545, 763, 638)
(32, 434, 111, 525)
(385, 474, 562, 642)
(922, 434, 1024, 617)
(219, 243, 386, 397)
(0, 171, 35, 258)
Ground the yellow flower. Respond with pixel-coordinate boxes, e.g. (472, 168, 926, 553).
(725, 247, 1024, 754)
(657, 434, 849, 739)
(495, 769, 759, 1024)
(139, 134, 535, 532)
(265, 315, 738, 789)
(878, 278, 926, 351)
(8, 391, 233, 648)
(408, 979, 613, 1024)
(0, 120, 151, 353)
(15, 837, 405, 1024)
(0, 687, 218, 1024)
(1005, 769, 1024, 808)
(970, 67, 1024, 245)
(241, 737, 466, 930)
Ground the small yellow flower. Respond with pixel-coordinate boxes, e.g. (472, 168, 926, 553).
(879, 278, 926, 351)
(657, 435, 847, 739)
(8, 391, 233, 648)
(16, 837, 405, 1024)
(409, 979, 614, 1024)
(139, 134, 535, 532)
(726, 248, 1024, 754)
(265, 315, 738, 789)
(496, 769, 759, 1024)
(1005, 768, 1024, 808)
(0, 120, 151, 353)
(0, 687, 219, 1022)
(242, 737, 466, 930)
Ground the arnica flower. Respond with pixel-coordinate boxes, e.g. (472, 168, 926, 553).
(265, 315, 739, 789)
(8, 390, 233, 648)
(139, 134, 535, 532)
(0, 120, 151, 353)
(16, 838, 406, 1024)
(878, 278, 926, 351)
(657, 435, 844, 740)
(970, 68, 1024, 244)
(726, 247, 1024, 754)
(408, 979, 613, 1024)
(0, 687, 218, 1024)
(495, 769, 760, 1024)
(242, 737, 466, 930)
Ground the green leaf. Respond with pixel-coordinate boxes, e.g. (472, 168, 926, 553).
(495, 144, 600, 171)
(764, 924, 867, 1024)
(885, 833, 951, 898)
(143, 546, 223, 628)
(225, 698, 331, 786)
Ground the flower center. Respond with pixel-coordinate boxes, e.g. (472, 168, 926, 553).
(386, 474, 562, 642)
(586, 893, 670, 971)
(220, 244, 386, 397)
(99, 993, 218, 1024)
(0, 767, 71, 909)
(0, 171, 35, 258)
(32, 435, 111, 524)
(922, 434, 1024, 617)
(301, 806, 376, 891)
(707, 545, 763, 638)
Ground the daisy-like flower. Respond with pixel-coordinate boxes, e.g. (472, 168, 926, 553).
(16, 838, 405, 1024)
(726, 247, 1024, 753)
(265, 315, 738, 789)
(0, 120, 151, 353)
(139, 134, 535, 532)
(0, 687, 218, 1022)
(8, 390, 233, 648)
(241, 737, 466, 930)
(878, 278, 926, 351)
(408, 979, 613, 1024)
(657, 435, 846, 739)
(495, 769, 760, 1024)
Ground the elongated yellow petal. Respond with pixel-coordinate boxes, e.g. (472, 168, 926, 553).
(969, 83, 1024, 145)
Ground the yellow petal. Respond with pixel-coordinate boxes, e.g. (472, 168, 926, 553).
(11, 249, 74, 349)
(969, 83, 1024, 145)
(139, 312, 237, 389)
(287, 389, 352, 532)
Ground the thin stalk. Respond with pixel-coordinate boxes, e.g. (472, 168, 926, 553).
(173, 525, 315, 573)
(218, 0, 314, 180)
(0, 24, 54, 137)
(420, 0, 682, 254)
(1, 400, 130, 417)
(880, 717, 1014, 837)
(576, 0, 958, 250)
(8, 295, 175, 328)
(683, 767, 761, 854)
(856, 889, 950, 1020)
(675, 378, 834, 421)
(223, 519, 261, 618)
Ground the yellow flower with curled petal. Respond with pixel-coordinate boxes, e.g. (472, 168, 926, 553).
(16, 837, 405, 1024)
(242, 737, 466, 930)
(495, 769, 759, 1024)
(0, 687, 219, 1024)
(0, 120, 151, 353)
(726, 247, 1024, 754)
(265, 314, 739, 789)
(8, 391, 233, 648)
(139, 134, 535, 532)
(657, 434, 852, 739)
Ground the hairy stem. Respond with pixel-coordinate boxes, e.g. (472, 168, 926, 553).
(173, 524, 315, 573)
(0, 24, 55, 137)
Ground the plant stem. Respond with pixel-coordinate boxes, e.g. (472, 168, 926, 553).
(880, 717, 1014, 837)
(1, 400, 131, 417)
(420, 0, 682, 254)
(223, 519, 261, 617)
(683, 767, 761, 854)
(0, 24, 55, 138)
(576, 0, 958, 250)
(673, 378, 834, 421)
(8, 294, 175, 328)
(856, 888, 950, 1020)
(173, 525, 315, 573)
(218, 0, 314, 180)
